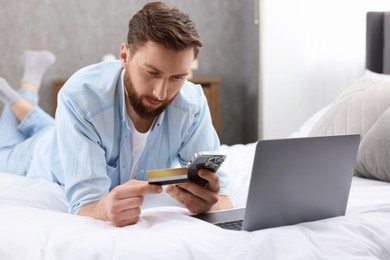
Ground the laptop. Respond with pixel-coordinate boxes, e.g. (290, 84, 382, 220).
(193, 134, 360, 231)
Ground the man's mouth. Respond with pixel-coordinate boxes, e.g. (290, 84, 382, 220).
(145, 97, 162, 108)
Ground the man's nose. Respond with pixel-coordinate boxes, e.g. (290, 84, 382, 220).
(153, 79, 167, 101)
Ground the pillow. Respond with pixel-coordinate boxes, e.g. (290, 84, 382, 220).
(0, 173, 68, 212)
(289, 104, 331, 138)
(364, 69, 390, 83)
(309, 75, 390, 139)
(220, 142, 257, 208)
(309, 74, 390, 182)
(355, 108, 390, 182)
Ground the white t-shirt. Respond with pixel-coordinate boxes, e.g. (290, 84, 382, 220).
(129, 120, 150, 179)
(128, 120, 182, 208)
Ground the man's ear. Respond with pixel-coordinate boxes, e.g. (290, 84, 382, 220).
(119, 43, 130, 67)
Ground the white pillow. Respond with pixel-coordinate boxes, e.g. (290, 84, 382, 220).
(220, 142, 257, 208)
(309, 74, 390, 182)
(355, 108, 390, 182)
(310, 75, 390, 139)
(289, 104, 331, 138)
(0, 173, 68, 212)
(364, 69, 390, 83)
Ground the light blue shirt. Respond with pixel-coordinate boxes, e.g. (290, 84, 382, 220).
(29, 61, 229, 214)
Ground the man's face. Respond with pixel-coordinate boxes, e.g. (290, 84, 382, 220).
(120, 41, 195, 120)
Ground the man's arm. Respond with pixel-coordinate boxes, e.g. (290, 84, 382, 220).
(77, 180, 162, 227)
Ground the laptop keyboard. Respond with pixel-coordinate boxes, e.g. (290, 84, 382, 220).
(215, 219, 243, 230)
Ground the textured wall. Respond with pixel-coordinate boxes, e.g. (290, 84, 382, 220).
(0, 0, 258, 145)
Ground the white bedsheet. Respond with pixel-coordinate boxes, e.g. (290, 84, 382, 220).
(1, 142, 390, 259)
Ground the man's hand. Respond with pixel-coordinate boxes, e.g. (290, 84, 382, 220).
(78, 180, 162, 227)
(166, 168, 233, 214)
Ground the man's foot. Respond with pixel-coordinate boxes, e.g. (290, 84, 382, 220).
(20, 50, 56, 87)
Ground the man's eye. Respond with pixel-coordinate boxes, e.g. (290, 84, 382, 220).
(173, 76, 184, 80)
(147, 70, 159, 75)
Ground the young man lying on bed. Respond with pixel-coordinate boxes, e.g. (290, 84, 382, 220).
(0, 2, 232, 227)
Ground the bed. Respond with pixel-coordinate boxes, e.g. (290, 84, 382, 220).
(1, 12, 390, 259)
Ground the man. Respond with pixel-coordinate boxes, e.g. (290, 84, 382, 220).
(0, 2, 232, 227)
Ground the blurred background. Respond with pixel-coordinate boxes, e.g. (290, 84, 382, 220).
(1, 0, 390, 144)
(0, 0, 259, 145)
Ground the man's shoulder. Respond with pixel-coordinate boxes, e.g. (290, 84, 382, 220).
(62, 61, 122, 94)
(58, 61, 123, 118)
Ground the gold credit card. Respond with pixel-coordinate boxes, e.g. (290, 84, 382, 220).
(147, 167, 188, 185)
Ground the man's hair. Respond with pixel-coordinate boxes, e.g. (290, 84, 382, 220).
(127, 2, 202, 58)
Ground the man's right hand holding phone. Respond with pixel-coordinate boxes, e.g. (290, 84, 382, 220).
(166, 168, 233, 214)
(166, 168, 220, 213)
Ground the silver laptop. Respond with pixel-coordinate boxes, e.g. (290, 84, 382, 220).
(193, 134, 360, 231)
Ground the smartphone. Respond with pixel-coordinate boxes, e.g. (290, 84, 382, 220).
(186, 151, 226, 187)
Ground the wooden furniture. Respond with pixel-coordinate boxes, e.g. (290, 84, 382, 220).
(190, 77, 221, 137)
(52, 79, 66, 112)
(52, 77, 221, 136)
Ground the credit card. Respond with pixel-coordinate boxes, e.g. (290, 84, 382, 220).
(147, 167, 188, 185)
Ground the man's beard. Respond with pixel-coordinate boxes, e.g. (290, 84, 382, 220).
(124, 71, 175, 119)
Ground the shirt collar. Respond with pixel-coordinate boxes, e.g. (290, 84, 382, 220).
(117, 69, 128, 124)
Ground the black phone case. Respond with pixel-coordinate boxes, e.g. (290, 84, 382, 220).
(187, 154, 226, 187)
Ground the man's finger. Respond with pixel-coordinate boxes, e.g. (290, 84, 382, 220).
(197, 169, 220, 191)
(113, 180, 163, 199)
(109, 196, 144, 213)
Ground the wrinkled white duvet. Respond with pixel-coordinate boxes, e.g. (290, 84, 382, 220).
(1, 143, 390, 259)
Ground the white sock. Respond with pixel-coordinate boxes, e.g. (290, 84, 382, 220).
(0, 77, 21, 105)
(20, 50, 56, 87)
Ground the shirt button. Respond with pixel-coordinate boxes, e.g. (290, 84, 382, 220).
(140, 169, 145, 173)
